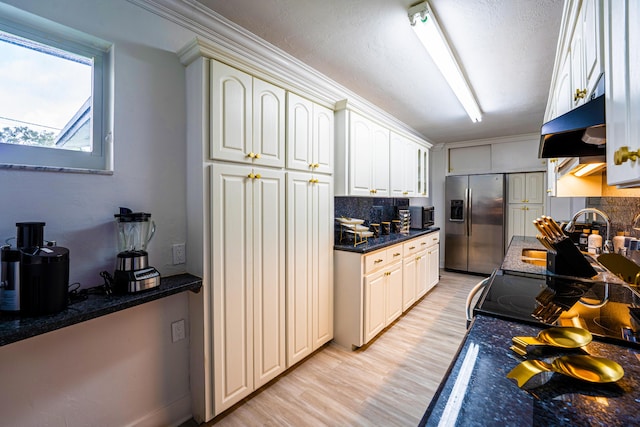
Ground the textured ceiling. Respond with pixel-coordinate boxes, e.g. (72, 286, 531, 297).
(195, 0, 564, 144)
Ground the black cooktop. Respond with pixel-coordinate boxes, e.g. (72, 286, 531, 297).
(474, 270, 640, 348)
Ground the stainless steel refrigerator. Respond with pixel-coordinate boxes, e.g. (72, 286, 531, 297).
(445, 174, 505, 275)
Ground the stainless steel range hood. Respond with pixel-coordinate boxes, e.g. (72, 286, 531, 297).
(539, 76, 606, 158)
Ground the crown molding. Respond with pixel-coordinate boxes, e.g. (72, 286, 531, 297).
(127, 0, 432, 145)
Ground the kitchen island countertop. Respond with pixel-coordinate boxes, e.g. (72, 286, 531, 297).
(421, 314, 640, 426)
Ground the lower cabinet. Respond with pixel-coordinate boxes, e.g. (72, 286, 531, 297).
(334, 231, 439, 349)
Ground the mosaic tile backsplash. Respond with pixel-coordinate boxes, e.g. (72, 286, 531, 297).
(587, 197, 640, 236)
(334, 197, 410, 226)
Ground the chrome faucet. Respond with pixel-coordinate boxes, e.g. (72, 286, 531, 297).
(565, 208, 613, 253)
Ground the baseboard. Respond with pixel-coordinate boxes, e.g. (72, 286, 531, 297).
(127, 394, 193, 427)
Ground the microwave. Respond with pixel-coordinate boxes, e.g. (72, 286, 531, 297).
(409, 206, 434, 229)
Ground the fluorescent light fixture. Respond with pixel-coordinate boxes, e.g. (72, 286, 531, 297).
(408, 1, 482, 123)
(572, 162, 606, 177)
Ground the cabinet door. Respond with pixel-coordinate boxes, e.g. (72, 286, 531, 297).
(252, 168, 286, 389)
(390, 134, 416, 197)
(211, 163, 254, 413)
(525, 172, 545, 204)
(524, 205, 545, 237)
(507, 173, 526, 203)
(426, 243, 439, 293)
(312, 175, 334, 349)
(386, 262, 403, 324)
(350, 113, 375, 196)
(507, 205, 527, 244)
(313, 104, 334, 174)
(555, 54, 573, 117)
(415, 249, 429, 299)
(210, 61, 252, 163)
(402, 255, 417, 312)
(285, 172, 313, 366)
(364, 270, 386, 343)
(546, 159, 558, 197)
(253, 78, 285, 167)
(448, 144, 491, 174)
(371, 122, 390, 196)
(570, 7, 586, 109)
(583, 0, 603, 95)
(604, 0, 640, 186)
(287, 92, 314, 172)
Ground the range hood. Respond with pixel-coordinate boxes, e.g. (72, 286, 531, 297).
(539, 77, 606, 158)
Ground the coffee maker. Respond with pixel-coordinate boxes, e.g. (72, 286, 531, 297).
(1, 222, 70, 315)
(113, 207, 160, 293)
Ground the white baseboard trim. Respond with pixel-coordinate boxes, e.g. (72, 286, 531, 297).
(127, 394, 193, 427)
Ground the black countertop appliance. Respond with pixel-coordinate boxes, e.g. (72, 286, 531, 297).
(16, 222, 69, 316)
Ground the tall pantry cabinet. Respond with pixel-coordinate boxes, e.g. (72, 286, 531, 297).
(181, 47, 333, 421)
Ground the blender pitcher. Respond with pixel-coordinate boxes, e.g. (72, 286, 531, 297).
(114, 207, 155, 252)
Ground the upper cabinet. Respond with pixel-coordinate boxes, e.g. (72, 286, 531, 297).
(210, 61, 286, 167)
(545, 0, 604, 122)
(390, 132, 417, 197)
(286, 92, 334, 174)
(604, 0, 640, 186)
(335, 109, 390, 196)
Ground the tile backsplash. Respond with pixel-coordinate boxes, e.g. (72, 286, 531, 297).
(587, 197, 640, 235)
(335, 197, 410, 225)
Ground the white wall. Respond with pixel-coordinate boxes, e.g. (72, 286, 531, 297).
(0, 1, 199, 425)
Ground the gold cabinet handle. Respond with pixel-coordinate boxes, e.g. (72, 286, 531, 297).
(614, 146, 639, 165)
(255, 153, 261, 159)
(374, 259, 384, 264)
(433, 237, 438, 241)
(421, 242, 427, 246)
(403, 191, 408, 195)
(573, 88, 587, 101)
(547, 189, 552, 193)
(314, 163, 320, 168)
(247, 152, 256, 158)
(248, 173, 255, 179)
(255, 173, 261, 179)
(409, 246, 415, 250)
(416, 256, 422, 260)
(370, 189, 377, 194)
(309, 163, 314, 169)
(393, 252, 401, 257)
(308, 178, 319, 184)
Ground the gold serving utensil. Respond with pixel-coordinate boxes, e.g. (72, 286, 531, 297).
(512, 327, 592, 350)
(507, 355, 624, 388)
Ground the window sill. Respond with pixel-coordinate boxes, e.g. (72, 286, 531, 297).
(0, 163, 113, 175)
(0, 273, 202, 347)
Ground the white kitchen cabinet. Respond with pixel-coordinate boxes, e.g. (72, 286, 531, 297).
(506, 173, 545, 245)
(210, 60, 285, 167)
(508, 172, 545, 204)
(448, 144, 491, 174)
(334, 233, 438, 349)
(390, 132, 417, 197)
(507, 204, 545, 241)
(545, 0, 603, 121)
(604, 0, 640, 187)
(286, 93, 333, 174)
(546, 158, 559, 196)
(286, 172, 333, 367)
(335, 109, 390, 196)
(417, 145, 429, 196)
(423, 231, 440, 297)
(210, 163, 286, 414)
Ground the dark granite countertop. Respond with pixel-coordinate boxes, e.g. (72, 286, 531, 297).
(421, 315, 640, 426)
(334, 227, 440, 253)
(0, 273, 202, 347)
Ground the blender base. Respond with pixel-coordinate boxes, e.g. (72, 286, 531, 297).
(113, 267, 161, 293)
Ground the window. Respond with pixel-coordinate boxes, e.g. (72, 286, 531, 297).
(0, 3, 112, 172)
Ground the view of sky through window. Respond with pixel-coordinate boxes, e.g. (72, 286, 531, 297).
(0, 30, 92, 151)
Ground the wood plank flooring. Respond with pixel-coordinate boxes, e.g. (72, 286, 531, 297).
(206, 270, 482, 426)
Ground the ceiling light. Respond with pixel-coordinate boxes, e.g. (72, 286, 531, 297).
(408, 1, 482, 123)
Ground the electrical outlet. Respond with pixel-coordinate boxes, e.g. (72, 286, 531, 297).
(172, 243, 186, 264)
(171, 319, 186, 342)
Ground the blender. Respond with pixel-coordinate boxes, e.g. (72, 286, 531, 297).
(113, 207, 160, 293)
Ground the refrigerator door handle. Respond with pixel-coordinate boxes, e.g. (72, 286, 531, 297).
(466, 187, 472, 237)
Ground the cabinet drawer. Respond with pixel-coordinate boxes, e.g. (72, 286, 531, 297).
(364, 250, 388, 274)
(386, 245, 404, 263)
(426, 231, 440, 246)
(403, 236, 425, 256)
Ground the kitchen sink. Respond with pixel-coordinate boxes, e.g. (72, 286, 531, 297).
(521, 248, 547, 266)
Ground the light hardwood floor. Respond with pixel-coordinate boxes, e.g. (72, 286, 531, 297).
(205, 270, 482, 426)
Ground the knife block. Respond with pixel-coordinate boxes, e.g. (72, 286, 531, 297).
(546, 238, 597, 278)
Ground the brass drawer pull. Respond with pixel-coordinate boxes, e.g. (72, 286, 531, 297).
(614, 146, 639, 165)
(374, 259, 384, 264)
